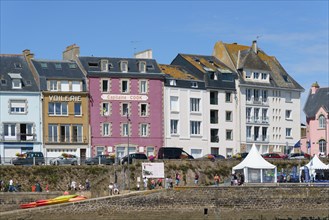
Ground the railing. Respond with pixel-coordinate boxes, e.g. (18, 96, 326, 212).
(45, 136, 88, 143)
(246, 116, 269, 124)
(246, 135, 269, 142)
(246, 98, 269, 106)
(0, 133, 37, 142)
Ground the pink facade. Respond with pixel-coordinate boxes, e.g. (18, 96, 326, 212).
(88, 77, 164, 157)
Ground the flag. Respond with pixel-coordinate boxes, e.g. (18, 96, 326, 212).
(303, 166, 310, 183)
(307, 140, 311, 149)
(294, 140, 301, 148)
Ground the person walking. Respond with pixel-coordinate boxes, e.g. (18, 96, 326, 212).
(194, 173, 199, 185)
(214, 174, 220, 186)
(109, 182, 114, 196)
(175, 173, 181, 186)
(9, 179, 14, 192)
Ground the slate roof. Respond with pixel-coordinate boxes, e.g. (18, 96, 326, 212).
(213, 41, 304, 91)
(170, 54, 237, 90)
(78, 56, 164, 78)
(0, 54, 39, 92)
(303, 87, 329, 117)
(31, 59, 86, 91)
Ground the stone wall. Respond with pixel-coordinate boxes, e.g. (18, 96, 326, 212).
(1, 186, 329, 220)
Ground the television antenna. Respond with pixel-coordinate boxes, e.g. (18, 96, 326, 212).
(130, 41, 141, 55)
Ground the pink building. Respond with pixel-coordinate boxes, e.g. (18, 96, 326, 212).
(302, 82, 329, 157)
(78, 56, 164, 159)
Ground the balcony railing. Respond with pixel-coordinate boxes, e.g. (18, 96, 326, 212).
(45, 136, 88, 144)
(246, 135, 269, 142)
(0, 133, 37, 142)
(246, 97, 269, 106)
(246, 116, 269, 124)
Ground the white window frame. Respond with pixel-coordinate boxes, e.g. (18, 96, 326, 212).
(122, 103, 129, 116)
(170, 119, 178, 135)
(170, 96, 179, 112)
(190, 121, 201, 135)
(140, 123, 148, 137)
(139, 80, 148, 94)
(12, 79, 22, 89)
(226, 111, 232, 121)
(121, 79, 129, 93)
(74, 103, 82, 116)
(139, 61, 146, 73)
(169, 80, 176, 86)
(72, 81, 81, 92)
(122, 123, 129, 136)
(140, 103, 148, 116)
(49, 80, 58, 91)
(226, 129, 233, 140)
(10, 100, 26, 114)
(101, 59, 109, 72)
(48, 102, 68, 116)
(225, 92, 232, 102)
(286, 128, 292, 137)
(190, 98, 200, 112)
(285, 110, 292, 120)
(102, 102, 110, 116)
(319, 115, 326, 128)
(102, 123, 110, 136)
(61, 80, 69, 92)
(102, 79, 109, 92)
(120, 61, 128, 73)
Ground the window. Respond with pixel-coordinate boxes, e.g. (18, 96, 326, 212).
(140, 80, 147, 93)
(4, 124, 16, 140)
(122, 103, 129, 116)
(121, 80, 129, 93)
(262, 90, 268, 102)
(210, 91, 218, 105)
(146, 147, 155, 156)
(140, 124, 148, 137)
(285, 110, 292, 120)
(226, 130, 233, 140)
(88, 62, 99, 68)
(245, 71, 251, 79)
(102, 79, 109, 92)
(254, 72, 259, 79)
(261, 73, 267, 80)
(96, 146, 104, 156)
(74, 103, 82, 116)
(69, 63, 77, 69)
(246, 108, 252, 122)
(246, 126, 252, 139)
(48, 124, 58, 142)
(1, 79, 7, 85)
(120, 61, 128, 72)
(169, 80, 176, 86)
(190, 98, 200, 112)
(72, 125, 83, 142)
(123, 123, 129, 136)
(12, 79, 22, 89)
(319, 140, 327, 154)
(140, 103, 147, 116)
(72, 81, 81, 92)
(101, 60, 108, 72)
(170, 120, 178, 134)
(10, 100, 26, 114)
(41, 63, 48, 68)
(254, 89, 259, 102)
(102, 103, 110, 116)
(319, 115, 326, 128)
(103, 123, 110, 136)
(14, 63, 22, 68)
(226, 111, 232, 121)
(210, 110, 218, 124)
(262, 127, 268, 141)
(210, 72, 218, 80)
(55, 63, 62, 69)
(191, 82, 198, 88)
(170, 96, 179, 112)
(246, 89, 252, 101)
(211, 147, 219, 155)
(254, 127, 259, 140)
(254, 108, 260, 122)
(61, 81, 69, 91)
(210, 129, 219, 143)
(26, 80, 31, 85)
(225, 92, 232, 102)
(139, 61, 146, 73)
(190, 121, 201, 135)
(48, 102, 68, 116)
(286, 92, 292, 102)
(262, 109, 268, 122)
(49, 80, 58, 91)
(286, 128, 292, 137)
(60, 125, 70, 142)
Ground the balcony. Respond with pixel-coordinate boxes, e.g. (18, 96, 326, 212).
(246, 98, 269, 106)
(246, 116, 269, 124)
(0, 133, 37, 142)
(246, 135, 269, 143)
(46, 136, 88, 144)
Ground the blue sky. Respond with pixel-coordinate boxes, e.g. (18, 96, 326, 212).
(1, 1, 328, 122)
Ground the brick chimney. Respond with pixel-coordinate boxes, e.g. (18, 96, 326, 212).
(252, 40, 257, 54)
(23, 49, 34, 60)
(63, 44, 80, 60)
(22, 49, 39, 87)
(311, 81, 319, 94)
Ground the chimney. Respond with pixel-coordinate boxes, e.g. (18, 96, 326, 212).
(311, 81, 319, 94)
(63, 44, 80, 60)
(252, 40, 257, 54)
(23, 49, 34, 60)
(134, 49, 152, 59)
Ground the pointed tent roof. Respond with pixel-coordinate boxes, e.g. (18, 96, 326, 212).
(233, 144, 276, 170)
(303, 155, 329, 170)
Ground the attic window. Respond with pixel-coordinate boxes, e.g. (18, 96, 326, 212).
(120, 61, 128, 72)
(101, 59, 109, 72)
(26, 80, 31, 85)
(14, 63, 22, 69)
(210, 72, 218, 80)
(194, 58, 200, 63)
(69, 63, 77, 69)
(109, 63, 113, 69)
(169, 80, 176, 86)
(1, 79, 7, 85)
(41, 63, 48, 68)
(146, 64, 154, 70)
(55, 63, 62, 69)
(139, 61, 146, 73)
(12, 79, 22, 89)
(283, 75, 291, 83)
(191, 82, 198, 88)
(222, 73, 233, 82)
(88, 62, 99, 67)
(208, 60, 214, 64)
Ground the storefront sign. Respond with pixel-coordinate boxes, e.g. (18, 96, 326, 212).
(49, 95, 82, 102)
(101, 94, 148, 101)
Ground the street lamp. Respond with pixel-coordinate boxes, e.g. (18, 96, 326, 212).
(126, 110, 131, 192)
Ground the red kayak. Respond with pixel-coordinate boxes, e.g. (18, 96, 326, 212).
(20, 202, 37, 209)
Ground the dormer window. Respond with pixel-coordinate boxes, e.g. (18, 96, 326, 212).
(8, 73, 22, 89)
(14, 63, 22, 69)
(283, 75, 290, 83)
(69, 63, 77, 69)
(26, 80, 31, 86)
(55, 63, 62, 69)
(40, 63, 47, 68)
(169, 80, 176, 86)
(253, 72, 259, 79)
(49, 80, 58, 91)
(261, 73, 267, 80)
(120, 61, 128, 72)
(139, 61, 146, 73)
(1, 79, 7, 85)
(101, 59, 109, 72)
(210, 72, 218, 80)
(245, 71, 251, 79)
(146, 64, 154, 70)
(88, 62, 99, 68)
(191, 82, 198, 88)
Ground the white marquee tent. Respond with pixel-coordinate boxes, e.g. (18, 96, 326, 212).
(232, 144, 277, 183)
(300, 155, 329, 180)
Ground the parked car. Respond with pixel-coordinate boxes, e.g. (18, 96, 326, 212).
(85, 155, 115, 165)
(12, 152, 45, 165)
(157, 147, 194, 159)
(197, 154, 225, 161)
(120, 153, 148, 165)
(288, 152, 311, 160)
(262, 152, 287, 159)
(50, 155, 78, 165)
(233, 152, 248, 159)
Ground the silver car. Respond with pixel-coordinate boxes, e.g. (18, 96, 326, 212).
(50, 155, 78, 165)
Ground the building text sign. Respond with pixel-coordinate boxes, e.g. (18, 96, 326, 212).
(49, 95, 81, 102)
(101, 94, 148, 101)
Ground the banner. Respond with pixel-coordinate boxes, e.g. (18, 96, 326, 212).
(142, 162, 164, 178)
